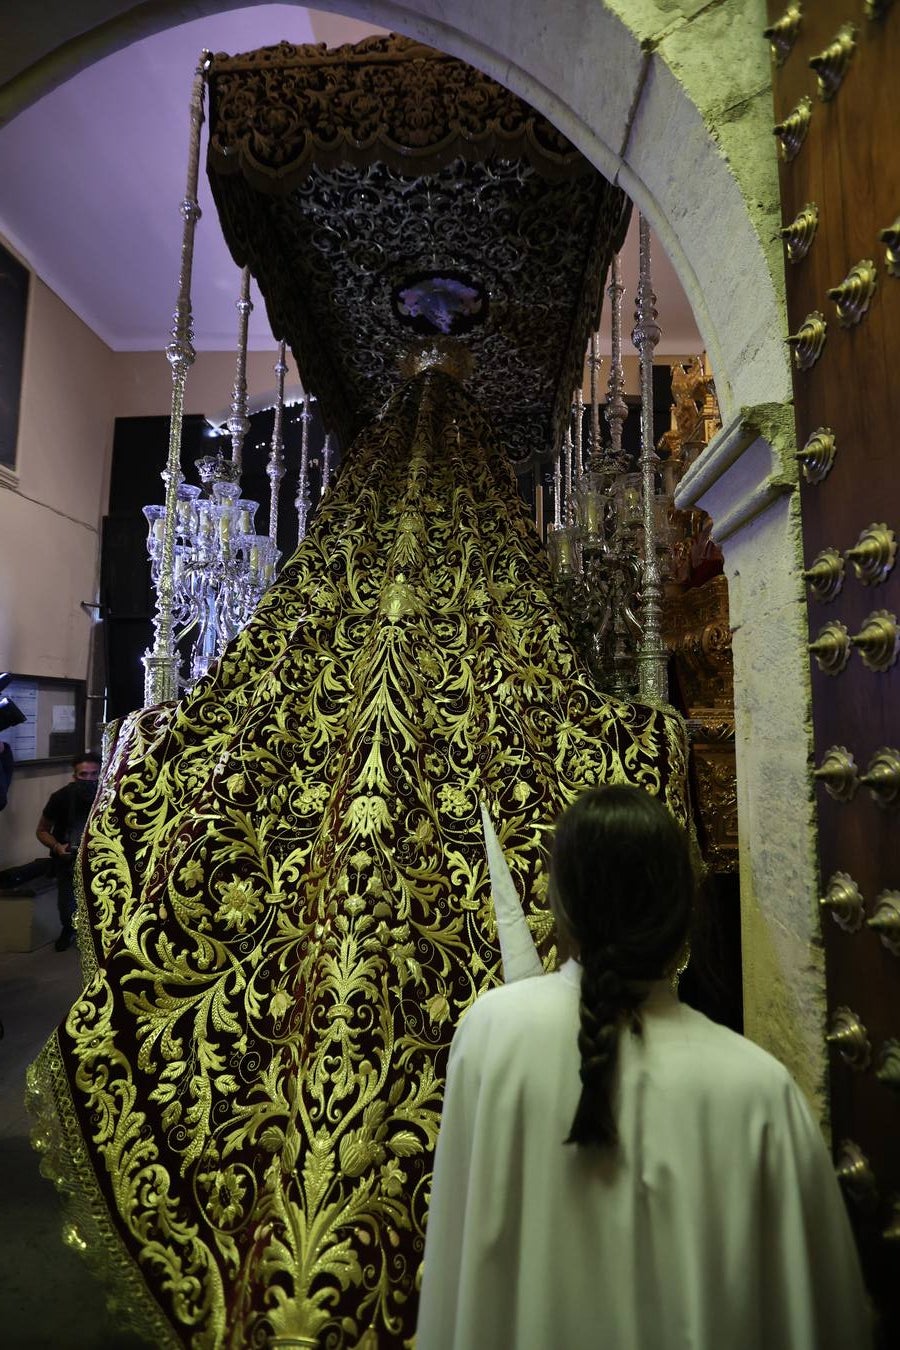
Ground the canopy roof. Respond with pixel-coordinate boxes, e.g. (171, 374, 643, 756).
(207, 34, 630, 465)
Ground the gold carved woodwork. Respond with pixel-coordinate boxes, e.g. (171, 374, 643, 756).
(657, 355, 718, 471)
(207, 35, 586, 187)
(663, 575, 736, 872)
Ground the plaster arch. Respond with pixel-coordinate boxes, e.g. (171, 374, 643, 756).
(1, 1, 825, 1107)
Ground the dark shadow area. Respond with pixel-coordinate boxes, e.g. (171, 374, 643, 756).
(0, 889, 153, 1348)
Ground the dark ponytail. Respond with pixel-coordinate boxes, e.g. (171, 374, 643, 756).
(550, 785, 694, 1148)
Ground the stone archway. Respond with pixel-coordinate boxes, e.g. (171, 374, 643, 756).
(0, 0, 826, 1109)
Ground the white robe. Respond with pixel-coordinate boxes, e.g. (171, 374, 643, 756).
(417, 962, 873, 1350)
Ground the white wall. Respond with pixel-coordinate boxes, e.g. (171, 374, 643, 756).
(112, 348, 305, 419)
(0, 252, 114, 869)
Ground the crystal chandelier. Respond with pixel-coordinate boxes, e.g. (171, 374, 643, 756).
(143, 458, 280, 687)
(142, 255, 287, 693)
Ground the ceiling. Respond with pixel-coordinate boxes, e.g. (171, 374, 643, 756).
(0, 5, 702, 359)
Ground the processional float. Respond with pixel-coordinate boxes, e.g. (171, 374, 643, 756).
(29, 37, 692, 1350)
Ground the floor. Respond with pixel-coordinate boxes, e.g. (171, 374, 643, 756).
(0, 884, 152, 1349)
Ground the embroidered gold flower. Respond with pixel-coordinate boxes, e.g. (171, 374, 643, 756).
(178, 858, 204, 890)
(437, 783, 471, 818)
(295, 781, 329, 814)
(379, 1158, 407, 1198)
(200, 1165, 247, 1228)
(216, 878, 264, 931)
(409, 817, 434, 846)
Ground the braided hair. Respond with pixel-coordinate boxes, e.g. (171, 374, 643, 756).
(549, 785, 694, 1148)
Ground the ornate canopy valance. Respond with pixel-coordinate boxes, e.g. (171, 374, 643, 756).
(207, 34, 630, 465)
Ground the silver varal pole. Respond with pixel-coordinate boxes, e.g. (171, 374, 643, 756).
(295, 397, 312, 541)
(605, 252, 628, 463)
(143, 53, 209, 708)
(267, 341, 287, 546)
(573, 387, 584, 481)
(631, 214, 667, 703)
(565, 424, 577, 524)
(588, 330, 602, 471)
(227, 267, 253, 474)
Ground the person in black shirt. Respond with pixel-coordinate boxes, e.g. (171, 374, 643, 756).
(0, 740, 13, 811)
(36, 751, 101, 950)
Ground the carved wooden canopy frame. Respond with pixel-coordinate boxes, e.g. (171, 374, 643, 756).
(206, 35, 630, 464)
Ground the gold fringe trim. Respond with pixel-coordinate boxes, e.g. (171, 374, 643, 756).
(26, 1030, 182, 1350)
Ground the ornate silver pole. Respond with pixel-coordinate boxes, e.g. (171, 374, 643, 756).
(143, 53, 209, 708)
(605, 253, 629, 464)
(321, 432, 333, 494)
(295, 397, 312, 541)
(631, 214, 667, 703)
(562, 424, 574, 524)
(552, 433, 563, 529)
(588, 330, 602, 471)
(573, 387, 584, 481)
(267, 340, 287, 546)
(227, 267, 252, 474)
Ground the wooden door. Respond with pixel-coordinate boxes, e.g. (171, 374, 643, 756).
(766, 0, 899, 1335)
